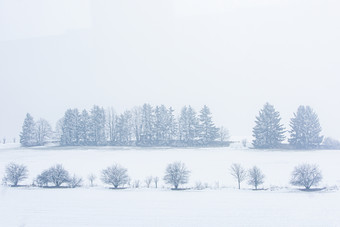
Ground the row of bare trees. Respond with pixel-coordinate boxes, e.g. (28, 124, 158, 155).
(2, 162, 323, 190)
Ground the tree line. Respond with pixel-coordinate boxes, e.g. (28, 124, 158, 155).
(20, 104, 229, 147)
(3, 161, 323, 191)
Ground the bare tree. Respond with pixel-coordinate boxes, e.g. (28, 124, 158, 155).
(230, 163, 247, 189)
(163, 162, 190, 190)
(101, 164, 129, 189)
(2, 137, 6, 144)
(2, 163, 28, 186)
(323, 137, 340, 149)
(242, 139, 247, 148)
(248, 166, 265, 190)
(87, 173, 96, 187)
(219, 126, 229, 142)
(290, 164, 322, 189)
(144, 176, 153, 188)
(68, 174, 83, 188)
(133, 179, 140, 188)
(36, 164, 70, 187)
(153, 176, 159, 188)
(35, 118, 52, 145)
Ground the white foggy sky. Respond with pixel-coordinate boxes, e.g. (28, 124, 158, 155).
(0, 0, 340, 140)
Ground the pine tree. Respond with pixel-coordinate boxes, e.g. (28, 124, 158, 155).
(89, 105, 106, 145)
(20, 113, 37, 147)
(60, 109, 80, 146)
(289, 105, 323, 149)
(252, 103, 285, 149)
(78, 109, 91, 145)
(179, 106, 199, 145)
(166, 107, 177, 142)
(140, 104, 155, 145)
(116, 111, 133, 144)
(198, 105, 219, 144)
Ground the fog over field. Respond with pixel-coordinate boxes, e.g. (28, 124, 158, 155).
(1, 0, 340, 141)
(1, 1, 340, 226)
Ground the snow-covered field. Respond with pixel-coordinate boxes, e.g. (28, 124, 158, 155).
(1, 144, 340, 226)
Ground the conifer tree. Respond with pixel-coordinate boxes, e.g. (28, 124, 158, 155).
(252, 103, 285, 149)
(20, 113, 37, 147)
(60, 109, 80, 146)
(140, 103, 155, 145)
(179, 106, 199, 145)
(198, 105, 219, 144)
(289, 105, 323, 149)
(89, 105, 106, 145)
(78, 109, 91, 145)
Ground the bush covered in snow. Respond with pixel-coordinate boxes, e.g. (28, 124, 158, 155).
(2, 163, 28, 187)
(36, 164, 70, 187)
(290, 164, 322, 189)
(163, 161, 190, 189)
(101, 164, 129, 188)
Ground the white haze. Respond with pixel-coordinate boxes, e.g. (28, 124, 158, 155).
(0, 0, 340, 141)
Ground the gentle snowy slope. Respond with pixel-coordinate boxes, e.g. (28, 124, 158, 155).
(0, 146, 339, 226)
(0, 187, 339, 227)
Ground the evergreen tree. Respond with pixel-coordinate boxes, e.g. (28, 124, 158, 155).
(252, 103, 285, 149)
(116, 111, 133, 144)
(179, 106, 199, 145)
(140, 104, 155, 145)
(89, 105, 106, 145)
(166, 107, 177, 141)
(60, 109, 80, 146)
(198, 105, 219, 144)
(289, 105, 323, 149)
(78, 109, 91, 145)
(20, 113, 37, 147)
(154, 105, 168, 143)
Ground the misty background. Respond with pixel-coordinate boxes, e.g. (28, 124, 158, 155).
(0, 0, 339, 141)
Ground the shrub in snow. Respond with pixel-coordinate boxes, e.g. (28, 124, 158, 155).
(87, 173, 96, 187)
(101, 164, 129, 189)
(68, 174, 83, 188)
(153, 176, 159, 188)
(144, 176, 153, 188)
(290, 164, 322, 189)
(2, 163, 28, 187)
(36, 164, 70, 187)
(230, 163, 247, 189)
(248, 166, 265, 190)
(322, 137, 340, 149)
(133, 180, 140, 188)
(163, 161, 190, 190)
(194, 181, 209, 190)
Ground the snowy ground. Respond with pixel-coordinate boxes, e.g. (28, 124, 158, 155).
(0, 144, 340, 226)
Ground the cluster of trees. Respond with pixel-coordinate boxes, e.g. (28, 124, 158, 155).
(229, 163, 322, 190)
(3, 162, 323, 191)
(20, 104, 229, 147)
(252, 103, 324, 149)
(19, 114, 53, 146)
